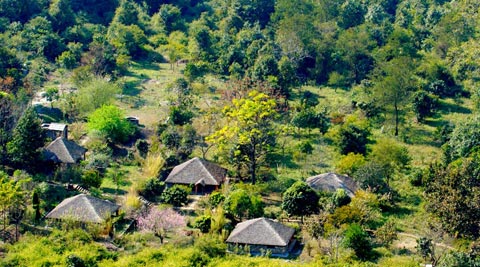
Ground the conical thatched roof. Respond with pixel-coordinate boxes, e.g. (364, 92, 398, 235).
(165, 157, 227, 186)
(44, 137, 86, 164)
(226, 218, 295, 247)
(46, 194, 119, 223)
(306, 172, 358, 197)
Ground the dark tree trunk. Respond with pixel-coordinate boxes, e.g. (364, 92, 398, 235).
(394, 100, 399, 136)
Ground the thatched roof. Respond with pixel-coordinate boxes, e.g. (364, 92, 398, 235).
(306, 172, 358, 197)
(45, 194, 119, 223)
(226, 218, 295, 247)
(165, 157, 227, 186)
(44, 137, 86, 164)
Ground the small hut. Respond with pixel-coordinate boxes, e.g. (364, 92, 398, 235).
(226, 217, 296, 257)
(165, 157, 227, 194)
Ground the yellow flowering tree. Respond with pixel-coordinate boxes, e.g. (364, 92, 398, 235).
(207, 91, 278, 184)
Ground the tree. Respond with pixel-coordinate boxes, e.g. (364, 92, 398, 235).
(281, 181, 319, 219)
(193, 215, 212, 233)
(342, 223, 372, 261)
(207, 91, 278, 184)
(223, 189, 263, 220)
(424, 153, 480, 238)
(0, 92, 17, 165)
(446, 116, 480, 161)
(74, 78, 121, 116)
(292, 107, 330, 134)
(7, 107, 45, 171)
(161, 185, 189, 207)
(136, 207, 186, 243)
(412, 91, 438, 122)
(336, 123, 370, 155)
(107, 23, 147, 58)
(369, 138, 411, 185)
(371, 57, 416, 136)
(0, 171, 29, 242)
(139, 178, 165, 202)
(45, 87, 59, 108)
(87, 105, 135, 144)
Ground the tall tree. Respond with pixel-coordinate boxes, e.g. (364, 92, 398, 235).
(6, 108, 45, 172)
(424, 153, 480, 238)
(207, 91, 277, 184)
(371, 57, 416, 136)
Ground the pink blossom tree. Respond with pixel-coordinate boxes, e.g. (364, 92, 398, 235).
(136, 207, 186, 243)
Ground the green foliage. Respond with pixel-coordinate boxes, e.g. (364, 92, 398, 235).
(412, 91, 438, 122)
(1, 229, 115, 266)
(343, 223, 373, 261)
(139, 178, 165, 202)
(424, 153, 480, 238)
(161, 185, 189, 207)
(193, 215, 211, 233)
(369, 138, 411, 179)
(335, 153, 366, 176)
(107, 23, 147, 58)
(375, 220, 397, 247)
(371, 57, 416, 136)
(87, 105, 135, 144)
(74, 78, 121, 116)
(81, 169, 102, 189)
(135, 139, 149, 158)
(207, 91, 278, 184)
(6, 107, 45, 171)
(224, 189, 264, 220)
(332, 189, 351, 208)
(168, 106, 194, 126)
(292, 108, 330, 134)
(353, 161, 389, 194)
(336, 123, 370, 155)
(209, 191, 225, 207)
(446, 116, 480, 161)
(281, 181, 319, 217)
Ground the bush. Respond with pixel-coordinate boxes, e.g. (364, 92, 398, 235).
(140, 178, 165, 202)
(332, 189, 351, 208)
(135, 139, 149, 158)
(412, 91, 438, 122)
(193, 215, 212, 233)
(81, 169, 103, 189)
(209, 191, 225, 207)
(161, 185, 189, 206)
(343, 223, 373, 260)
(336, 153, 366, 176)
(336, 124, 370, 155)
(281, 181, 319, 218)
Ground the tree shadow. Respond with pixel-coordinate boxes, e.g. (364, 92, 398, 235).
(402, 127, 440, 147)
(101, 187, 127, 195)
(437, 100, 471, 115)
(122, 79, 143, 96)
(269, 152, 299, 169)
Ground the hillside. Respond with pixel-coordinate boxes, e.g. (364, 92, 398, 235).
(0, 0, 480, 266)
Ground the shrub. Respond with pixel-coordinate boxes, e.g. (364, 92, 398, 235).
(193, 215, 212, 233)
(343, 223, 373, 260)
(140, 178, 165, 202)
(81, 169, 103, 189)
(332, 189, 351, 208)
(336, 153, 366, 176)
(161, 185, 190, 206)
(209, 191, 225, 207)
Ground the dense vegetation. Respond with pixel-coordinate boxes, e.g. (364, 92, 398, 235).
(0, 0, 480, 266)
